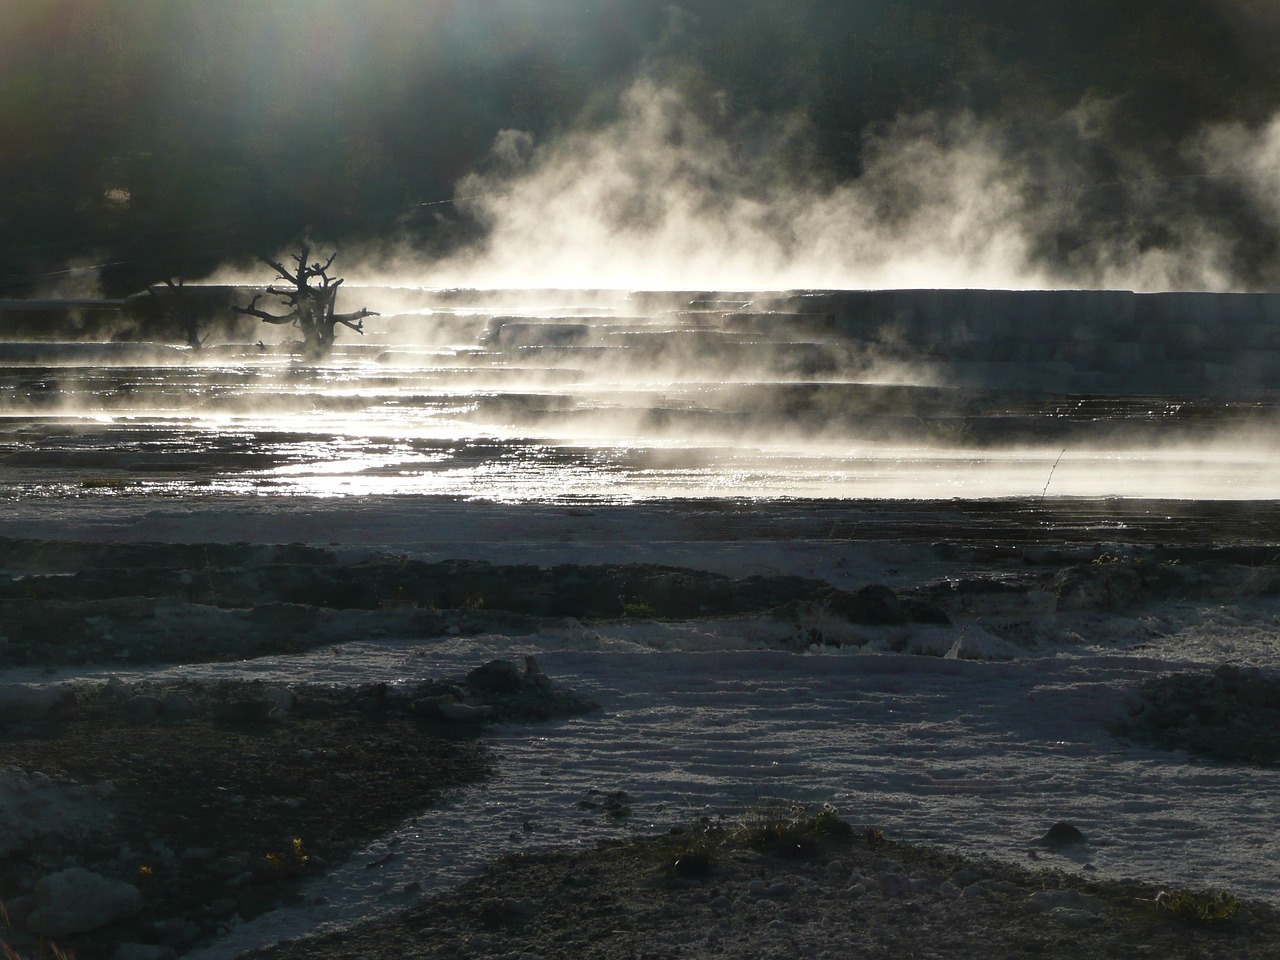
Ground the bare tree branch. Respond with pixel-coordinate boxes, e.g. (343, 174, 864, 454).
(332, 307, 378, 334)
(236, 245, 368, 355)
(233, 293, 298, 325)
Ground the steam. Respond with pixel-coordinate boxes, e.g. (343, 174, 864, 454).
(32, 257, 105, 301)
(382, 76, 1280, 294)
(1195, 114, 1280, 229)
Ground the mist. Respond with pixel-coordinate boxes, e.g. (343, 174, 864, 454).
(352, 76, 1280, 294)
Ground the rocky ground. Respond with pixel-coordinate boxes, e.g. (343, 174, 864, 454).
(0, 655, 595, 960)
(4, 531, 1280, 958)
(245, 810, 1280, 960)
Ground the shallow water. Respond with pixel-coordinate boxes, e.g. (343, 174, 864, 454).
(3, 291, 1280, 502)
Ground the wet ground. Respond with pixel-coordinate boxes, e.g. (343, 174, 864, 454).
(5, 289, 1280, 958)
(4, 288, 1280, 501)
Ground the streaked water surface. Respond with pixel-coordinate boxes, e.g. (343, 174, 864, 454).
(3, 290, 1279, 502)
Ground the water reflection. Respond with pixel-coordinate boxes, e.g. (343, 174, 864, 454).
(2, 297, 1279, 502)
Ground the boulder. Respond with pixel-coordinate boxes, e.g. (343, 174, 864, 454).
(466, 660, 526, 695)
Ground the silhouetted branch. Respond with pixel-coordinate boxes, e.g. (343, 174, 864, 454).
(333, 307, 377, 334)
(233, 293, 298, 325)
(237, 244, 368, 355)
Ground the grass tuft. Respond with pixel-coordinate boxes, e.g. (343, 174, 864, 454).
(1155, 888, 1240, 924)
(734, 801, 854, 858)
(663, 833, 721, 879)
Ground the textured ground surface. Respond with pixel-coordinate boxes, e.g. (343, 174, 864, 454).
(3, 497, 1280, 959)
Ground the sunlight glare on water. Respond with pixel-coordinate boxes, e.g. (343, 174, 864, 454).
(4, 288, 1280, 503)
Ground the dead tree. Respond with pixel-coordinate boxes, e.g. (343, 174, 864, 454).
(159, 275, 207, 350)
(234, 244, 377, 357)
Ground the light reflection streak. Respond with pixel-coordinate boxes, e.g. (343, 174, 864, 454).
(5, 300, 1280, 502)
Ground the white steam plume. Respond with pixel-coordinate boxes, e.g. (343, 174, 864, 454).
(387, 76, 1276, 293)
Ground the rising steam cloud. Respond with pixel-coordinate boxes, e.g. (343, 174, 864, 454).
(403, 76, 1280, 293)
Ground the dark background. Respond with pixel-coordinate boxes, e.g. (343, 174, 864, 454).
(2, 0, 1278, 296)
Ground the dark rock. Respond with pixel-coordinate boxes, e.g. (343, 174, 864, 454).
(579, 789, 633, 818)
(900, 599, 952, 625)
(1037, 822, 1087, 849)
(466, 660, 525, 695)
(828, 585, 909, 625)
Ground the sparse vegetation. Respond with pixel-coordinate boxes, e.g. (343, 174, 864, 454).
(620, 599, 656, 619)
(650, 803, 863, 881)
(733, 801, 855, 858)
(76, 478, 135, 490)
(657, 823, 723, 880)
(1155, 888, 1240, 925)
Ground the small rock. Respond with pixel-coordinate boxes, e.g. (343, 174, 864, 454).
(260, 686, 296, 716)
(1038, 821, 1087, 849)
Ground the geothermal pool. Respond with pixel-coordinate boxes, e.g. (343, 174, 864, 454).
(2, 287, 1279, 502)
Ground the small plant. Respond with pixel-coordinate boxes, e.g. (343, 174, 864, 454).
(259, 837, 313, 878)
(78, 477, 133, 490)
(734, 801, 854, 858)
(660, 829, 722, 880)
(621, 598, 656, 619)
(1154, 888, 1239, 924)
